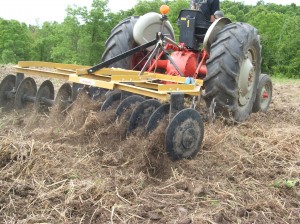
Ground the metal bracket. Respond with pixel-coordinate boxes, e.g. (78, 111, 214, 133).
(169, 93, 184, 121)
(16, 73, 24, 90)
(87, 39, 157, 74)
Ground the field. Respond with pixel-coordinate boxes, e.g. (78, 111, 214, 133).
(0, 65, 299, 223)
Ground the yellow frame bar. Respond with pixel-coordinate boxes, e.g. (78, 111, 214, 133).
(68, 75, 115, 90)
(14, 61, 204, 100)
(14, 67, 70, 80)
(18, 61, 89, 71)
(158, 84, 200, 92)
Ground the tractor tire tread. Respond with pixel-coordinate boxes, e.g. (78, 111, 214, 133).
(204, 22, 261, 122)
(102, 16, 139, 69)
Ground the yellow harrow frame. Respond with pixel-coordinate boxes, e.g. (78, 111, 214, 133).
(14, 61, 203, 101)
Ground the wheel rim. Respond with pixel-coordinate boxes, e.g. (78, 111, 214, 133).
(238, 49, 257, 106)
(260, 81, 272, 110)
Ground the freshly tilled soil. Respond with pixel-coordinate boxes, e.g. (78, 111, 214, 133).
(0, 65, 299, 223)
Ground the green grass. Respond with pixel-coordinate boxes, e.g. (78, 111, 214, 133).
(272, 179, 299, 189)
(271, 77, 300, 84)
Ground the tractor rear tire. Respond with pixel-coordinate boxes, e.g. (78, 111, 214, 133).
(204, 22, 261, 122)
(101, 16, 140, 69)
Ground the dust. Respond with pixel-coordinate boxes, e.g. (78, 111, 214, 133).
(0, 67, 299, 223)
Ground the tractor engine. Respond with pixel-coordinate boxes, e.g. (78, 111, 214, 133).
(155, 50, 206, 77)
(163, 51, 198, 77)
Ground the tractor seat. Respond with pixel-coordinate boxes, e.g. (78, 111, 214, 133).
(178, 9, 211, 49)
(194, 27, 210, 42)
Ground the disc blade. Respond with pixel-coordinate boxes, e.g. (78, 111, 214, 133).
(100, 92, 122, 111)
(145, 103, 170, 135)
(34, 80, 54, 113)
(54, 83, 72, 113)
(14, 77, 37, 110)
(165, 108, 204, 160)
(115, 95, 145, 117)
(89, 86, 107, 100)
(0, 75, 16, 111)
(127, 99, 161, 134)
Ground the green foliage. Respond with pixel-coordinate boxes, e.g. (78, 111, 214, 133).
(134, 0, 165, 15)
(0, 0, 299, 78)
(273, 179, 299, 189)
(245, 3, 300, 78)
(1, 49, 16, 64)
(30, 22, 61, 62)
(0, 19, 32, 63)
(221, 0, 252, 22)
(168, 0, 190, 39)
(284, 180, 297, 189)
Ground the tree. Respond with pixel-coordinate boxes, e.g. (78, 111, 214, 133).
(51, 7, 82, 63)
(30, 22, 61, 62)
(245, 4, 300, 77)
(0, 0, 298, 78)
(1, 49, 16, 64)
(0, 19, 32, 63)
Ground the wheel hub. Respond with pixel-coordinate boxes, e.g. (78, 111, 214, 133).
(260, 83, 271, 108)
(182, 128, 196, 149)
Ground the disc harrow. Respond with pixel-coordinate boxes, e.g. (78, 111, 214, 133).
(0, 61, 205, 160)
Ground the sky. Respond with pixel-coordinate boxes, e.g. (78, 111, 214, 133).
(0, 0, 299, 25)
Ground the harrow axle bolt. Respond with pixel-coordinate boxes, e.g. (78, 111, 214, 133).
(40, 97, 54, 106)
(4, 90, 16, 99)
(182, 128, 196, 149)
(23, 95, 36, 102)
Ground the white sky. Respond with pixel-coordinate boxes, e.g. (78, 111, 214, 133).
(0, 0, 299, 25)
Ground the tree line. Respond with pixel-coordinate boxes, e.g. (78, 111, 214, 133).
(0, 0, 299, 78)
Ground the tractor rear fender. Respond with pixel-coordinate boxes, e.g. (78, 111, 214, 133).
(203, 17, 232, 54)
(133, 12, 175, 50)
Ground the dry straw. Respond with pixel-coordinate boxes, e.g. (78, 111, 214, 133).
(0, 69, 299, 223)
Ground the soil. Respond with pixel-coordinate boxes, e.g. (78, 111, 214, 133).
(0, 64, 299, 223)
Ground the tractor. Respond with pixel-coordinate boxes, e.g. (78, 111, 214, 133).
(0, 5, 272, 160)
